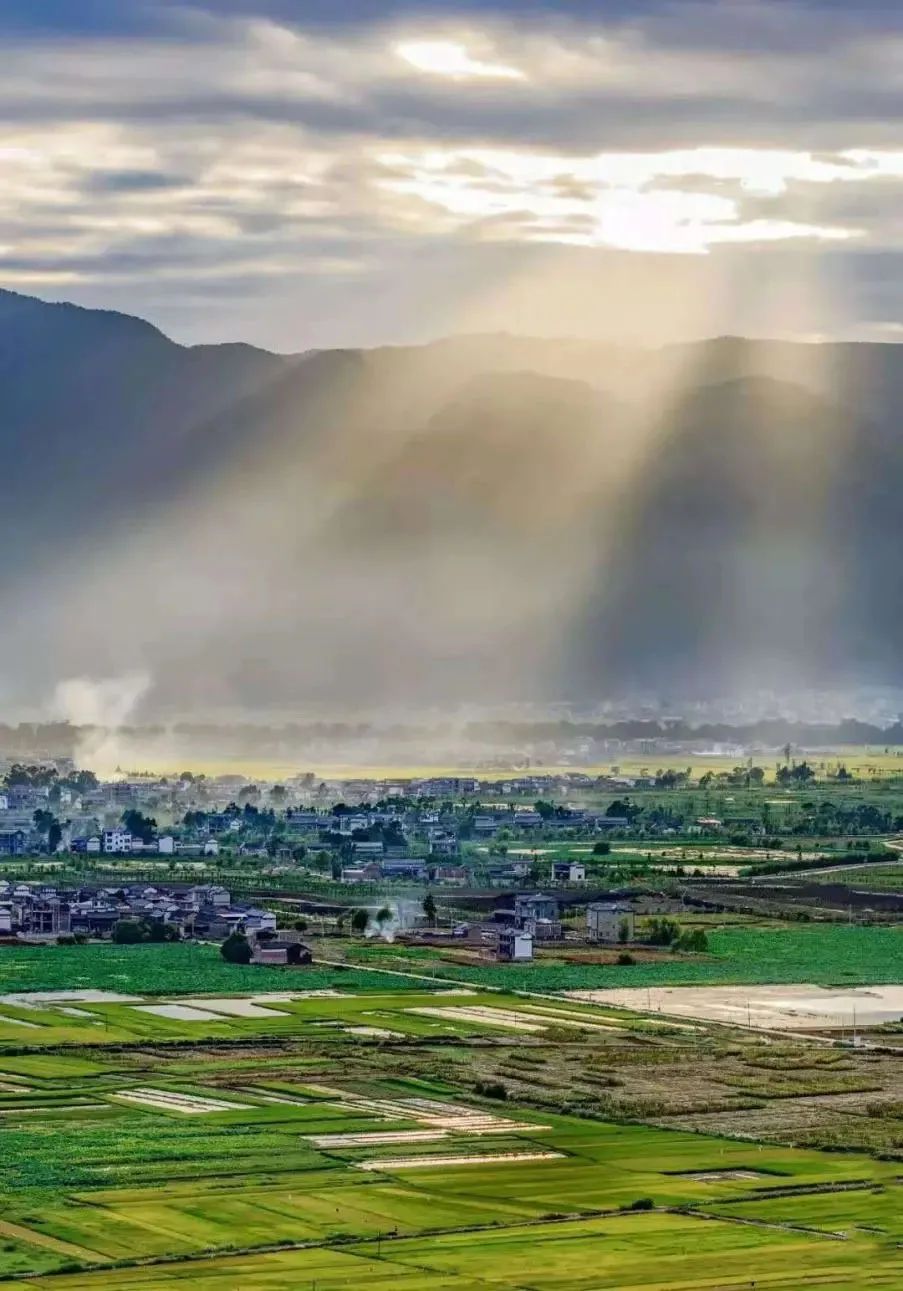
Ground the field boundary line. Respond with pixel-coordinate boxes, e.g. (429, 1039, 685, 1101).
(0, 1219, 107, 1263)
(681, 1206, 849, 1240)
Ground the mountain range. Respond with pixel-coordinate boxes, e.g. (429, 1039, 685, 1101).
(0, 287, 901, 715)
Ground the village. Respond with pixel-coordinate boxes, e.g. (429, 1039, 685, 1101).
(0, 870, 643, 968)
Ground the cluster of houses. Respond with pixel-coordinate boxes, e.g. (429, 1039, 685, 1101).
(71, 831, 221, 857)
(429, 893, 637, 963)
(307, 804, 623, 887)
(0, 771, 622, 859)
(0, 868, 643, 972)
(0, 881, 279, 947)
(0, 756, 770, 900)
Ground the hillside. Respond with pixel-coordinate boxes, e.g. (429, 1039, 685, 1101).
(0, 288, 900, 711)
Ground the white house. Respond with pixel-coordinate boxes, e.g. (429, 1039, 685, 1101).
(102, 829, 132, 855)
(202, 839, 220, 857)
(551, 860, 586, 884)
(497, 929, 533, 961)
(157, 836, 175, 855)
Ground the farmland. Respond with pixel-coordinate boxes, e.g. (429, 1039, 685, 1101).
(3, 925, 902, 1003)
(0, 774, 901, 1289)
(810, 863, 903, 891)
(0, 941, 428, 996)
(339, 923, 903, 992)
(0, 979, 899, 1290)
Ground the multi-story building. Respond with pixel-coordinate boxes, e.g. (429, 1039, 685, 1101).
(102, 829, 133, 854)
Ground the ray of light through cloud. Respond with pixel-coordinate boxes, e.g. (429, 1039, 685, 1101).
(0, 0, 898, 715)
(0, 2, 898, 345)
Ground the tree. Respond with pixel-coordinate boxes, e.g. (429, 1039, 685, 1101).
(350, 908, 369, 935)
(114, 916, 178, 944)
(376, 905, 393, 929)
(645, 917, 680, 947)
(65, 770, 99, 794)
(144, 919, 179, 943)
(33, 808, 55, 835)
(592, 841, 611, 856)
(383, 820, 406, 848)
(112, 919, 144, 944)
(291, 845, 307, 863)
(777, 761, 816, 787)
(221, 932, 252, 964)
(270, 785, 288, 802)
(34, 809, 62, 851)
(423, 893, 437, 926)
(617, 918, 631, 944)
(6, 764, 58, 789)
(607, 798, 639, 821)
(122, 809, 157, 844)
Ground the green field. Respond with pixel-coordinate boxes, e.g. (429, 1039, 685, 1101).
(0, 968, 897, 1289)
(809, 863, 903, 891)
(0, 1036, 899, 1290)
(3, 925, 899, 1005)
(340, 923, 903, 992)
(0, 942, 432, 997)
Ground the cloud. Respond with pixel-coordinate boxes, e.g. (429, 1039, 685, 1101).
(373, 145, 902, 253)
(0, 2, 898, 344)
(81, 169, 191, 193)
(396, 38, 526, 80)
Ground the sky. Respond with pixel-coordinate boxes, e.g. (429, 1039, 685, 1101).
(0, 0, 900, 350)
